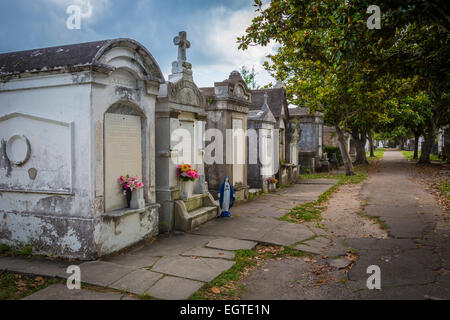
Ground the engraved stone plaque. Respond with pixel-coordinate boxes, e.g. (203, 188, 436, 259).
(104, 113, 142, 211)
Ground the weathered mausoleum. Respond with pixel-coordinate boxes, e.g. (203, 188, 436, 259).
(251, 87, 299, 186)
(289, 107, 324, 173)
(247, 92, 278, 192)
(156, 32, 219, 232)
(200, 71, 251, 202)
(0, 39, 164, 259)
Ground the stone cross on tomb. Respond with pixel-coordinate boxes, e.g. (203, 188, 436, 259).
(174, 31, 190, 62)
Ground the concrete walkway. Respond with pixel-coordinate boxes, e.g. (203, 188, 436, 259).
(241, 151, 449, 300)
(347, 151, 449, 299)
(0, 179, 337, 300)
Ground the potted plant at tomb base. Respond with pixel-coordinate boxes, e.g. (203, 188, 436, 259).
(118, 175, 144, 208)
(267, 177, 278, 192)
(177, 164, 199, 199)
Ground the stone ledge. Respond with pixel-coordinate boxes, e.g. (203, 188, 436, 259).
(0, 189, 74, 196)
(281, 163, 297, 167)
(102, 203, 160, 220)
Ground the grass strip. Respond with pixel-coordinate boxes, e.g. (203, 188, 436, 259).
(281, 165, 369, 224)
(401, 150, 442, 162)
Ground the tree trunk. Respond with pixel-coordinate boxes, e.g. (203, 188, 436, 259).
(368, 131, 375, 157)
(352, 130, 369, 165)
(418, 120, 436, 164)
(413, 131, 420, 160)
(335, 124, 354, 176)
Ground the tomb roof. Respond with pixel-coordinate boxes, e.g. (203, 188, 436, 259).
(0, 38, 164, 82)
(250, 87, 288, 118)
(288, 107, 323, 118)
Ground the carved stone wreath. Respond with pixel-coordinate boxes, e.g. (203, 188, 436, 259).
(5, 134, 31, 165)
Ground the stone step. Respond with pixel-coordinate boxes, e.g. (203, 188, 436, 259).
(187, 206, 218, 231)
(183, 194, 207, 211)
(174, 202, 218, 232)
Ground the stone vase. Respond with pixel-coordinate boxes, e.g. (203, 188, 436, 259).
(269, 183, 276, 192)
(125, 189, 132, 208)
(180, 180, 194, 199)
(130, 187, 145, 209)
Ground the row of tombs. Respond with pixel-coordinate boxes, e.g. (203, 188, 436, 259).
(0, 34, 328, 260)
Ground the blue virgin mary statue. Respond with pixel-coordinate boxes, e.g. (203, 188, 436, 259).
(218, 176, 235, 217)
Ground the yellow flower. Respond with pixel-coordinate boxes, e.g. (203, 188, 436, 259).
(181, 164, 191, 172)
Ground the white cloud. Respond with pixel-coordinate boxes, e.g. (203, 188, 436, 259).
(189, 6, 276, 88)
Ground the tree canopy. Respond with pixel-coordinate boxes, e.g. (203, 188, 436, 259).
(238, 0, 450, 169)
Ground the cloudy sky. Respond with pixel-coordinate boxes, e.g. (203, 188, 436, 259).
(0, 0, 276, 87)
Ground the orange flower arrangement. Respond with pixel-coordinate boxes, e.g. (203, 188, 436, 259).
(267, 177, 278, 184)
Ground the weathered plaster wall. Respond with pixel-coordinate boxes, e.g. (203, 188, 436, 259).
(0, 72, 95, 259)
(94, 205, 159, 256)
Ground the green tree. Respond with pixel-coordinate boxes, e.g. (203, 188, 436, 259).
(238, 0, 393, 174)
(368, 1, 450, 163)
(383, 22, 450, 163)
(238, 0, 450, 168)
(240, 66, 260, 89)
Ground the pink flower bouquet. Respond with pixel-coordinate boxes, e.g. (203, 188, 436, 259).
(118, 174, 144, 195)
(177, 164, 200, 182)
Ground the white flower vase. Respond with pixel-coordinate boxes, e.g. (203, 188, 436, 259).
(180, 180, 194, 199)
(130, 188, 145, 209)
(269, 183, 276, 192)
